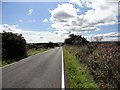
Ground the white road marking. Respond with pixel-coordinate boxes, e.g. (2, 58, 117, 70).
(61, 47, 65, 89)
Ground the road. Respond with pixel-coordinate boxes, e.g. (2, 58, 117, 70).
(2, 47, 63, 88)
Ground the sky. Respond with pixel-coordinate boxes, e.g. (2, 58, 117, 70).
(0, 0, 120, 43)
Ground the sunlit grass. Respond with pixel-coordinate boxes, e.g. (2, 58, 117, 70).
(63, 47, 98, 88)
(27, 48, 49, 56)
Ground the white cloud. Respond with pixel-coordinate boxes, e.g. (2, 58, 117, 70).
(20, 31, 66, 43)
(49, 3, 80, 31)
(49, 1, 118, 32)
(94, 32, 120, 37)
(1, 24, 119, 42)
(0, 24, 22, 34)
(28, 9, 33, 15)
(0, 24, 66, 43)
(85, 32, 120, 41)
(69, 0, 119, 8)
(81, 0, 118, 27)
(49, 4, 79, 21)
(43, 19, 48, 22)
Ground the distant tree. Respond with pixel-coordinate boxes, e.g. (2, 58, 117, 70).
(54, 43, 59, 47)
(47, 42, 54, 48)
(2, 32, 27, 60)
(65, 34, 89, 45)
(65, 38, 74, 45)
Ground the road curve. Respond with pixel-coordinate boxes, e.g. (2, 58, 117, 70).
(2, 47, 62, 88)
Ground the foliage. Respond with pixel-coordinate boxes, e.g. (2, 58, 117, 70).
(63, 47, 98, 88)
(65, 34, 89, 45)
(47, 42, 54, 48)
(2, 32, 27, 60)
(67, 42, 120, 88)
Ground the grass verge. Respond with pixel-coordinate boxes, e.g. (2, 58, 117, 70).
(0, 59, 16, 67)
(63, 47, 98, 88)
(27, 48, 49, 56)
(0, 48, 49, 67)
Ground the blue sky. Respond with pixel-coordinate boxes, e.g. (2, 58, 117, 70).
(1, 1, 119, 43)
(2, 2, 59, 32)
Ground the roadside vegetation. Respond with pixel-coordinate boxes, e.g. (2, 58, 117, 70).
(64, 47, 98, 88)
(1, 32, 27, 66)
(27, 48, 48, 56)
(64, 34, 120, 89)
(0, 48, 49, 67)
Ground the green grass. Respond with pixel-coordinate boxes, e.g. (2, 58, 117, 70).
(0, 59, 16, 67)
(27, 48, 49, 56)
(63, 47, 98, 88)
(0, 48, 49, 67)
(0, 60, 3, 67)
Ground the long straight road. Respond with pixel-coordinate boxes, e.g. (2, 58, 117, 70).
(2, 47, 63, 88)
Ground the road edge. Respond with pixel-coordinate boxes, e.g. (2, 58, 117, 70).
(1, 48, 54, 69)
(61, 47, 65, 89)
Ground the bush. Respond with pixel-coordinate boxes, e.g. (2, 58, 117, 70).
(2, 32, 27, 60)
(47, 42, 54, 48)
(65, 34, 89, 45)
(67, 42, 120, 88)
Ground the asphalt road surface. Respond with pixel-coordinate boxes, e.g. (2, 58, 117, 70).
(2, 47, 62, 88)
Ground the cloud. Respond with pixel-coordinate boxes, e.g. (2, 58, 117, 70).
(43, 19, 48, 22)
(69, 0, 119, 8)
(49, 1, 118, 32)
(80, 0, 118, 26)
(49, 3, 79, 21)
(28, 9, 33, 15)
(0, 24, 66, 43)
(49, 3, 79, 31)
(1, 24, 118, 42)
(21, 31, 66, 43)
(0, 24, 22, 33)
(94, 32, 120, 37)
(85, 32, 120, 41)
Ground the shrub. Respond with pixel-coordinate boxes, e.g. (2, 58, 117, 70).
(67, 42, 120, 88)
(2, 32, 27, 60)
(47, 42, 54, 48)
(65, 34, 89, 45)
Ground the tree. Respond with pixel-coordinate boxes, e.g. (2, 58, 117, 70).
(2, 32, 27, 60)
(47, 42, 54, 48)
(65, 34, 89, 45)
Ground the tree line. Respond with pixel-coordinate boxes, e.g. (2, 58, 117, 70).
(1, 32, 89, 61)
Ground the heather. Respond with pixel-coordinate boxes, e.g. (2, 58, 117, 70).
(66, 42, 120, 88)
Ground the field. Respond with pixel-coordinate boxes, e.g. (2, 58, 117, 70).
(64, 42, 120, 88)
